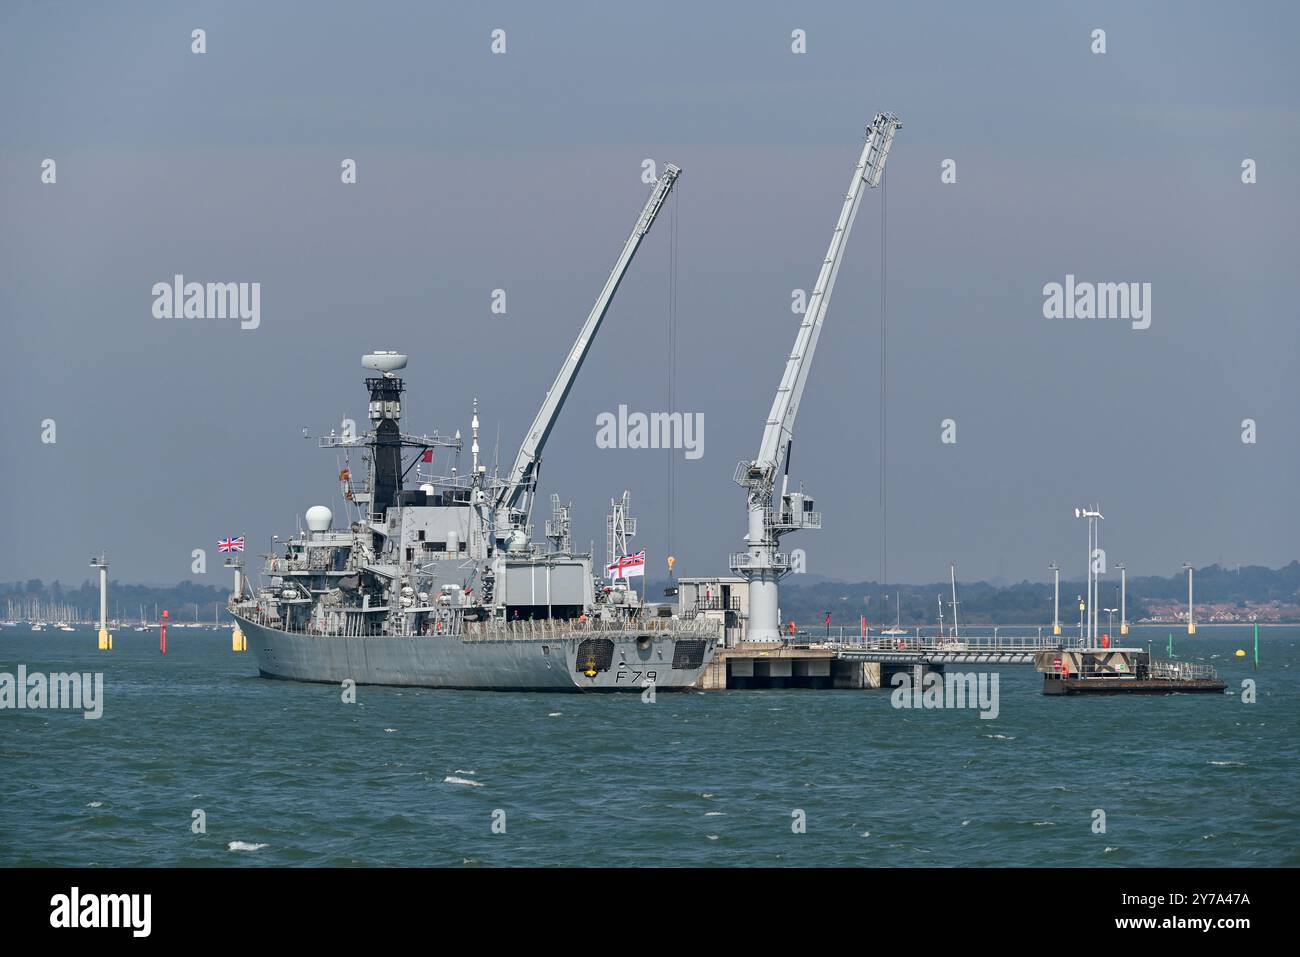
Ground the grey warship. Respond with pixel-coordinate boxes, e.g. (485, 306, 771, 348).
(228, 164, 719, 690)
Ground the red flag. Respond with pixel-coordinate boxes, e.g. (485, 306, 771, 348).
(421, 450, 433, 462)
(824, 613, 832, 625)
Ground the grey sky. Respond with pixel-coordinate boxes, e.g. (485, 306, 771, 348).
(2, 1, 1297, 588)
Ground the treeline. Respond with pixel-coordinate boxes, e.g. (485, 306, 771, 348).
(653, 561, 1300, 625)
(1, 579, 232, 621)
(771, 562, 1300, 625)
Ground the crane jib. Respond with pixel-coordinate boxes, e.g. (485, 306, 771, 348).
(752, 112, 900, 478)
(495, 165, 682, 516)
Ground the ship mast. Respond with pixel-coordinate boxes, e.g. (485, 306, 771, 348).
(606, 490, 637, 574)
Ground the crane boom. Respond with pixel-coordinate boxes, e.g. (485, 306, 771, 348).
(755, 112, 900, 479)
(731, 113, 900, 642)
(495, 164, 681, 518)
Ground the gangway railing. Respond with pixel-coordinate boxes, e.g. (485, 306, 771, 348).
(807, 630, 1062, 654)
(1148, 658, 1219, 680)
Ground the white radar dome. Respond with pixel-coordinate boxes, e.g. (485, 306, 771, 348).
(362, 351, 408, 373)
(305, 505, 333, 532)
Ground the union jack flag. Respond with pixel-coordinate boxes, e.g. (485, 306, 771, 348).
(218, 536, 245, 553)
(607, 549, 646, 580)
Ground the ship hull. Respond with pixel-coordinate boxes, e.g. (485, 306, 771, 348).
(232, 614, 714, 691)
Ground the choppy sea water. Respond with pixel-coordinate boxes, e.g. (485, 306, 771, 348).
(2, 625, 1297, 867)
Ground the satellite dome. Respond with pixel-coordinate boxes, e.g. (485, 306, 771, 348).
(305, 505, 333, 532)
(362, 351, 408, 374)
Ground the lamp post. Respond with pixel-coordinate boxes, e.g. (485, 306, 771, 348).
(1049, 562, 1061, 637)
(1183, 563, 1196, 635)
(1075, 506, 1104, 646)
(1077, 595, 1086, 645)
(1117, 562, 1128, 637)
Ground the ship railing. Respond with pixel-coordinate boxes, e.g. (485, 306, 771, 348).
(318, 433, 368, 449)
(460, 617, 722, 642)
(264, 554, 337, 574)
(230, 607, 722, 641)
(232, 612, 390, 638)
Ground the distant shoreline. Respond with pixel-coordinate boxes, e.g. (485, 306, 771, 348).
(809, 621, 1298, 630)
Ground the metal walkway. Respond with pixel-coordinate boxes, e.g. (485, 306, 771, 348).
(823, 634, 1061, 666)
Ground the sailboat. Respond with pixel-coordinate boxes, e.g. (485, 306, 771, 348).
(937, 564, 968, 650)
(881, 592, 908, 637)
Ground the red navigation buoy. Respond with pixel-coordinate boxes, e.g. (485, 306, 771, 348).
(160, 609, 169, 655)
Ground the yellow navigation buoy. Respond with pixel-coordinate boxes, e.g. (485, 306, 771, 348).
(1235, 649, 1246, 657)
(231, 627, 247, 652)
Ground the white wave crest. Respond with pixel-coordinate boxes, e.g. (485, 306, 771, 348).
(444, 775, 484, 787)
